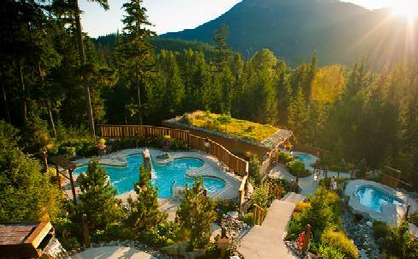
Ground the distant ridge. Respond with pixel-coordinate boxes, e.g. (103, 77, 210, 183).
(161, 0, 418, 67)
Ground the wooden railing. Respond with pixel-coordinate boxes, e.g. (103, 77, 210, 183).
(98, 124, 249, 176)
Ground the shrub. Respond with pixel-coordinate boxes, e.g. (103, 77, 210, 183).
(242, 213, 254, 226)
(252, 183, 271, 209)
(285, 212, 306, 241)
(410, 212, 418, 226)
(214, 199, 238, 220)
(321, 229, 359, 259)
(249, 155, 262, 186)
(278, 152, 293, 164)
(318, 244, 345, 259)
(181, 113, 193, 124)
(286, 160, 311, 177)
(294, 201, 311, 213)
(381, 220, 418, 259)
(373, 221, 391, 240)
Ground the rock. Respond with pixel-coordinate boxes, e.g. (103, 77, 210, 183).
(366, 221, 373, 227)
(360, 249, 368, 258)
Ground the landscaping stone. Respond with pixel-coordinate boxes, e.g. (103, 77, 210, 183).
(341, 208, 380, 259)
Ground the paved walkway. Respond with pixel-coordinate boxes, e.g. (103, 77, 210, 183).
(238, 192, 305, 259)
(72, 246, 158, 259)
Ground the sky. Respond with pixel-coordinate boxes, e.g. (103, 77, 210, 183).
(79, 0, 396, 38)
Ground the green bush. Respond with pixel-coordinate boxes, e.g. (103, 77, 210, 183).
(373, 221, 391, 240)
(285, 213, 306, 240)
(380, 220, 418, 259)
(318, 244, 345, 259)
(278, 152, 293, 164)
(249, 155, 262, 186)
(214, 199, 238, 220)
(252, 183, 271, 209)
(321, 229, 359, 259)
(242, 212, 254, 226)
(286, 160, 311, 177)
(56, 140, 96, 158)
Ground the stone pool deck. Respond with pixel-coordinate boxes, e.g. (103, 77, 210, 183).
(345, 179, 418, 226)
(64, 148, 240, 203)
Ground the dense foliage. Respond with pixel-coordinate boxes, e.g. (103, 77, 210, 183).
(77, 159, 123, 233)
(126, 165, 167, 236)
(0, 121, 62, 222)
(286, 187, 358, 258)
(2, 0, 418, 190)
(176, 178, 217, 251)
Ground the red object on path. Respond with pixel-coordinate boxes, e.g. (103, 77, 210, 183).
(298, 231, 305, 248)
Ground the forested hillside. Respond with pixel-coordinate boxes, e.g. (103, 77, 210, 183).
(1, 0, 418, 191)
(162, 0, 418, 68)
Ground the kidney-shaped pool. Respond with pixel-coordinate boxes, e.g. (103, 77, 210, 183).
(74, 154, 226, 198)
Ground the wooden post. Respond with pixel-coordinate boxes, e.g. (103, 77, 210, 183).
(302, 224, 311, 254)
(82, 214, 91, 247)
(68, 167, 77, 205)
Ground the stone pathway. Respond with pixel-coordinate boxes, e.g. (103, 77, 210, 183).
(238, 192, 305, 259)
(72, 246, 158, 259)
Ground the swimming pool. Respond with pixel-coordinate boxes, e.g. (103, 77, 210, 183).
(73, 154, 226, 198)
(356, 186, 404, 213)
(295, 153, 312, 163)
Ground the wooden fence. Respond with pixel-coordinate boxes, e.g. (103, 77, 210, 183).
(98, 125, 249, 176)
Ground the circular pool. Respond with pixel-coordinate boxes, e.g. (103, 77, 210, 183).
(74, 154, 226, 198)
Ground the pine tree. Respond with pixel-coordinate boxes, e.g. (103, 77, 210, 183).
(126, 165, 167, 236)
(121, 0, 156, 125)
(78, 159, 123, 232)
(288, 87, 309, 142)
(71, 0, 110, 138)
(176, 178, 217, 250)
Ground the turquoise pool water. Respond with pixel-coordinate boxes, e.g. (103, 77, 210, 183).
(294, 153, 314, 164)
(73, 155, 226, 198)
(357, 186, 404, 213)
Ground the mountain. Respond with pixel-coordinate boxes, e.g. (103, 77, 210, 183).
(161, 0, 418, 67)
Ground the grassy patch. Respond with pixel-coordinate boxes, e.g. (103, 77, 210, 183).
(179, 110, 279, 142)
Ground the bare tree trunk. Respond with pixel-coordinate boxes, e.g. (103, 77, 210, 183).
(1, 79, 11, 123)
(17, 61, 27, 121)
(49, 108, 57, 137)
(137, 81, 143, 125)
(74, 0, 96, 139)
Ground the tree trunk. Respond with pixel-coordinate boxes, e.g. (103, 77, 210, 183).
(74, 0, 96, 139)
(17, 61, 27, 122)
(48, 108, 57, 137)
(137, 81, 143, 125)
(1, 79, 11, 123)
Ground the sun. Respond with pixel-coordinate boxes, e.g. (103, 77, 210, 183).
(390, 0, 418, 20)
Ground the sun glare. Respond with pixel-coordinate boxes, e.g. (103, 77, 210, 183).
(390, 0, 418, 20)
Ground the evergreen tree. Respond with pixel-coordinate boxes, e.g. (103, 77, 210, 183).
(78, 159, 123, 232)
(176, 178, 217, 250)
(71, 0, 110, 138)
(121, 0, 156, 125)
(288, 87, 309, 142)
(126, 165, 167, 236)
